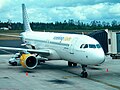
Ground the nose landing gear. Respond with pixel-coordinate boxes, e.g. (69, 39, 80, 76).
(68, 62, 88, 78)
(81, 65, 88, 78)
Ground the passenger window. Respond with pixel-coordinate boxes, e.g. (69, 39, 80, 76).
(84, 44, 88, 48)
(96, 44, 101, 48)
(89, 44, 96, 48)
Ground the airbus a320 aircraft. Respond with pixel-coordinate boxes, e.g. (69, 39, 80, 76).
(0, 4, 105, 78)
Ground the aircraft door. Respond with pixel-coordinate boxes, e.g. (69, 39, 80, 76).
(70, 38, 78, 54)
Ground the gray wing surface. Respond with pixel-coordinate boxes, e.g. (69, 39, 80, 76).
(0, 34, 21, 38)
(0, 46, 50, 56)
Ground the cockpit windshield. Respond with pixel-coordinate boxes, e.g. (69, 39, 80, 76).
(84, 44, 88, 48)
(96, 44, 101, 48)
(80, 44, 101, 49)
(89, 44, 96, 48)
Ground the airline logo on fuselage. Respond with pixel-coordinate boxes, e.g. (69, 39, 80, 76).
(53, 36, 71, 41)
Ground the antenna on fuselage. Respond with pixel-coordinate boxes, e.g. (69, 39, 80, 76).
(22, 4, 32, 32)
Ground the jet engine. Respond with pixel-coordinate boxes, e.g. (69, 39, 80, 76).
(20, 54, 38, 69)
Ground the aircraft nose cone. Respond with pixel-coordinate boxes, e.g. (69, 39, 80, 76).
(88, 49, 105, 65)
(98, 53, 105, 64)
(96, 50, 105, 64)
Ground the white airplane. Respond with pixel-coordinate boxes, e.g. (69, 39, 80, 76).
(0, 4, 105, 78)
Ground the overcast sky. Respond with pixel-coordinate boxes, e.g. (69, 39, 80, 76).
(0, 0, 120, 23)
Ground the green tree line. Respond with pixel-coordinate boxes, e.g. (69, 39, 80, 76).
(0, 19, 120, 31)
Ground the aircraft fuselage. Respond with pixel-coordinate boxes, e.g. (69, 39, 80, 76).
(21, 31, 105, 65)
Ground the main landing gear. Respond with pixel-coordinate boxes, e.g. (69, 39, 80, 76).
(68, 61, 77, 67)
(81, 65, 88, 78)
(68, 62, 88, 78)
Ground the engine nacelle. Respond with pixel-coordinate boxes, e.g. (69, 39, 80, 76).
(20, 54, 38, 69)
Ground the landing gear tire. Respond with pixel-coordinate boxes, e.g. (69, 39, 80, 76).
(68, 61, 77, 67)
(81, 65, 88, 78)
(81, 71, 88, 78)
(73, 63, 77, 67)
(68, 61, 72, 67)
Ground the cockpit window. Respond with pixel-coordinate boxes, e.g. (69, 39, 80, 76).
(96, 44, 101, 48)
(84, 44, 88, 48)
(80, 44, 84, 48)
(89, 44, 96, 48)
(80, 44, 101, 49)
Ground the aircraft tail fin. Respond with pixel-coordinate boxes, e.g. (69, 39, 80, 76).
(22, 4, 32, 32)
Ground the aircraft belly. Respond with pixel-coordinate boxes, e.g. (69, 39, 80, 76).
(70, 50, 90, 65)
(72, 50, 103, 65)
(58, 47, 71, 60)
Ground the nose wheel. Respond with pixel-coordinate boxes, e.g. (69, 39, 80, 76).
(81, 65, 88, 78)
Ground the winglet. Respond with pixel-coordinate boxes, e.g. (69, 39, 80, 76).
(22, 4, 32, 32)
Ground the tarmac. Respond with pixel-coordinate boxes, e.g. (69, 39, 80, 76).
(0, 55, 120, 90)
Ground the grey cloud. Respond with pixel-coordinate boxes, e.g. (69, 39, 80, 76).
(0, 0, 120, 22)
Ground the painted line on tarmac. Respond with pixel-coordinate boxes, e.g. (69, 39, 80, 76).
(62, 69, 120, 90)
(87, 77, 120, 90)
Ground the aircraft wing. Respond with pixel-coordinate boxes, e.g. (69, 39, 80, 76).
(0, 46, 50, 56)
(0, 34, 21, 38)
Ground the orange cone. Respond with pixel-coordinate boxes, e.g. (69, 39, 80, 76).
(26, 72, 28, 76)
(106, 68, 108, 72)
